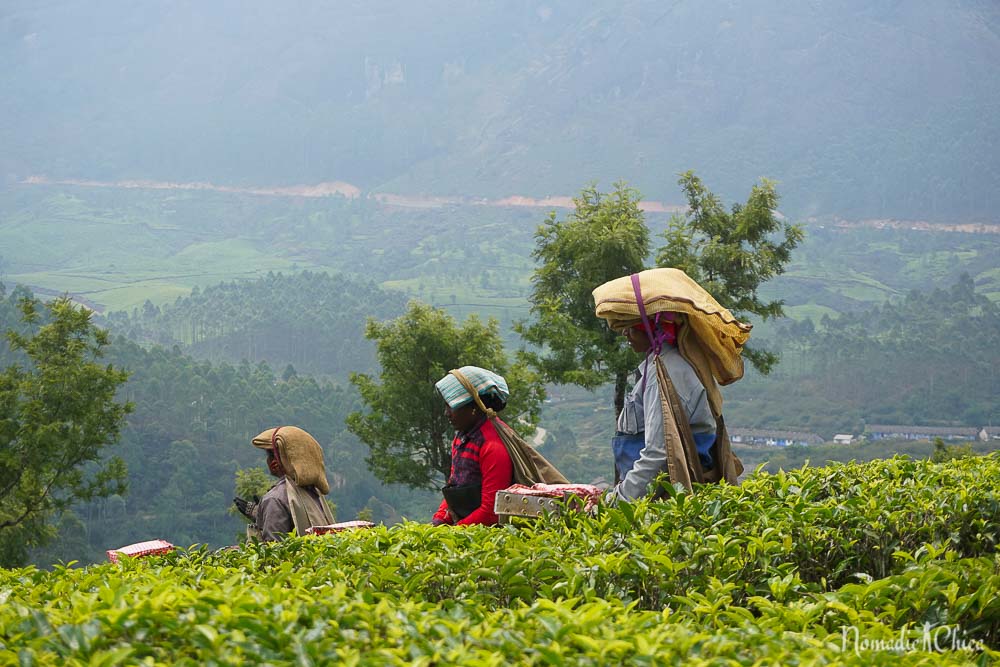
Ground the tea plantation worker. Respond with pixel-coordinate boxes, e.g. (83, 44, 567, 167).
(239, 425, 335, 541)
(431, 366, 515, 526)
(593, 268, 749, 501)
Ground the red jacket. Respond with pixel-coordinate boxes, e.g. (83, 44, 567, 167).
(432, 418, 513, 526)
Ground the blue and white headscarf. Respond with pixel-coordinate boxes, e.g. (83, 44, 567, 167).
(435, 366, 510, 410)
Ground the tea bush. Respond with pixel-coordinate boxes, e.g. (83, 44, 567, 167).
(1, 455, 997, 665)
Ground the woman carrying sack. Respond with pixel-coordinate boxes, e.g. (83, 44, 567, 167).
(241, 425, 336, 541)
(593, 268, 749, 501)
(431, 366, 566, 526)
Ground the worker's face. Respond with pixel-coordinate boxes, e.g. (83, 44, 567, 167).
(444, 401, 480, 434)
(266, 448, 285, 477)
(624, 325, 652, 353)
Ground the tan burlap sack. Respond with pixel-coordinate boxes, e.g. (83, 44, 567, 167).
(653, 355, 743, 489)
(252, 426, 331, 495)
(593, 268, 752, 416)
(285, 481, 335, 536)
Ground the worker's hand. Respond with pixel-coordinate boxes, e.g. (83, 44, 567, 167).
(233, 495, 260, 520)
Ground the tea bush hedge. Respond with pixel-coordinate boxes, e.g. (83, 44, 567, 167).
(1, 455, 998, 665)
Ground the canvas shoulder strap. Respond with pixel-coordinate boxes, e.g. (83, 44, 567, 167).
(655, 355, 743, 486)
(285, 482, 335, 536)
(653, 355, 702, 491)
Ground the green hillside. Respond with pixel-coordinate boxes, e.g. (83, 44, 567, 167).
(0, 186, 544, 318)
(3, 456, 998, 663)
(102, 271, 409, 378)
(2, 1, 999, 220)
(725, 274, 1000, 434)
(2, 185, 998, 320)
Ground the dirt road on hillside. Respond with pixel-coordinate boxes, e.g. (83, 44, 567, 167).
(20, 175, 998, 233)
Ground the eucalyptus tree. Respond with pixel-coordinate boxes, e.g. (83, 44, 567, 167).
(515, 182, 650, 417)
(657, 171, 804, 373)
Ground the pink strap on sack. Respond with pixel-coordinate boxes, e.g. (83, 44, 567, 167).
(630, 274, 656, 351)
(631, 274, 678, 394)
(631, 274, 654, 395)
(630, 274, 676, 355)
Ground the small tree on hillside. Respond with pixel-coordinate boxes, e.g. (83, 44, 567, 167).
(0, 297, 132, 566)
(657, 171, 804, 373)
(515, 182, 650, 417)
(348, 301, 543, 490)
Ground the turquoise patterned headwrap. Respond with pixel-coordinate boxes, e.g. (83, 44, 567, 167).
(434, 366, 509, 410)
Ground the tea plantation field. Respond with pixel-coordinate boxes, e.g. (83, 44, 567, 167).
(2, 456, 998, 665)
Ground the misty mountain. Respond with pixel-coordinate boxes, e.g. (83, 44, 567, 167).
(2, 1, 998, 221)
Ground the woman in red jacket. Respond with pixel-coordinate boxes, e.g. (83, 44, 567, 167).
(431, 366, 513, 526)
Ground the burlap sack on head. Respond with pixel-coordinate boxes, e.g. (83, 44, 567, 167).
(593, 268, 752, 416)
(252, 426, 331, 495)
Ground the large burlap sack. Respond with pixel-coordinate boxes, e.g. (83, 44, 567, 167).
(593, 267, 751, 387)
(252, 426, 331, 495)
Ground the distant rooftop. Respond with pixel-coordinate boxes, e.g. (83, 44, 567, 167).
(730, 428, 824, 445)
(867, 424, 995, 437)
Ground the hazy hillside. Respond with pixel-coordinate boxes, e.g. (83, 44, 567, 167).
(726, 275, 1000, 434)
(2, 0, 999, 578)
(2, 184, 997, 319)
(102, 271, 409, 378)
(2, 1, 999, 219)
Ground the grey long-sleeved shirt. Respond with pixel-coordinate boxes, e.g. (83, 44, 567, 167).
(608, 347, 716, 503)
(254, 477, 325, 541)
(256, 478, 294, 541)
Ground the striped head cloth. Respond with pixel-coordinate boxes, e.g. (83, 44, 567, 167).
(435, 365, 509, 410)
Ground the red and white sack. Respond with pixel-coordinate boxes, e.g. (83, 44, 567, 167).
(106, 539, 175, 564)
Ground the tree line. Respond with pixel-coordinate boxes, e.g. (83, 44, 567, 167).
(102, 271, 408, 379)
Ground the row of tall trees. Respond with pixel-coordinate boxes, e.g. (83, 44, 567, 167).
(103, 271, 408, 378)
